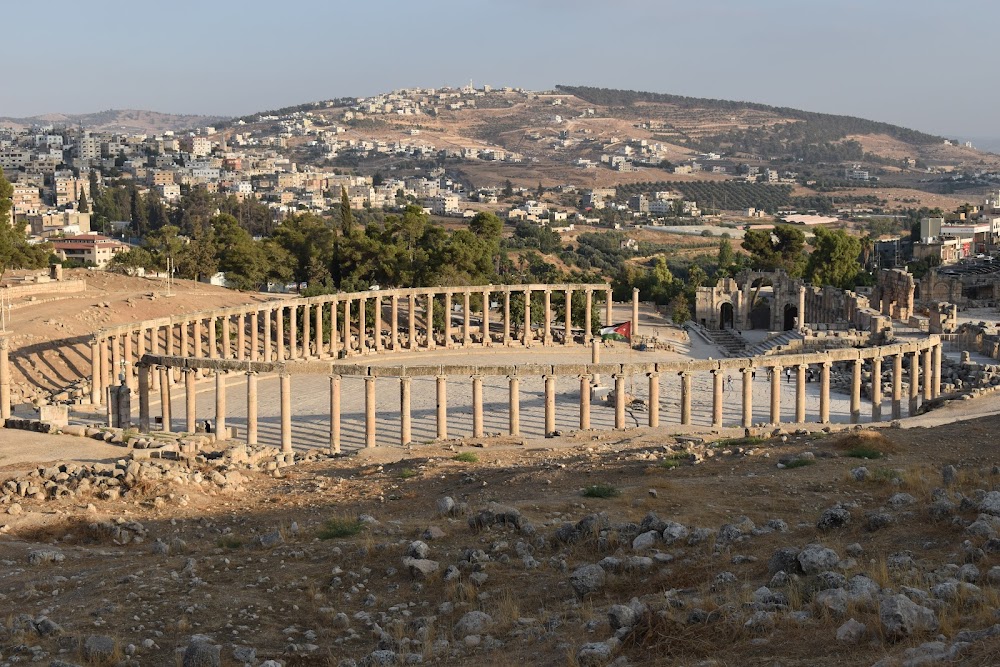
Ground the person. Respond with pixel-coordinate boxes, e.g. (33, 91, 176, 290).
(204, 419, 213, 434)
(785, 368, 791, 384)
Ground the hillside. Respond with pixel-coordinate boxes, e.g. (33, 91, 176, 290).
(0, 109, 227, 134)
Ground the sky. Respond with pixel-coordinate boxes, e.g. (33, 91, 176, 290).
(2, 0, 997, 138)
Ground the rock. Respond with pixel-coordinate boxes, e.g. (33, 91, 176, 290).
(406, 541, 430, 559)
(364, 650, 397, 666)
(453, 611, 493, 639)
(631, 530, 658, 551)
(422, 526, 446, 540)
(34, 616, 62, 636)
(979, 491, 1000, 516)
(436, 496, 456, 516)
(182, 639, 221, 667)
(942, 465, 958, 486)
(888, 493, 917, 508)
(83, 635, 117, 662)
(28, 549, 65, 565)
(608, 604, 637, 631)
(258, 530, 283, 548)
(815, 588, 849, 617)
(866, 511, 893, 532)
(850, 467, 869, 481)
(570, 564, 606, 597)
(797, 544, 840, 575)
(879, 594, 939, 640)
(817, 506, 851, 531)
(232, 646, 256, 663)
(577, 641, 615, 666)
(743, 610, 775, 633)
(769, 547, 802, 575)
(661, 521, 688, 544)
(836, 618, 867, 644)
(402, 557, 439, 579)
(929, 499, 957, 521)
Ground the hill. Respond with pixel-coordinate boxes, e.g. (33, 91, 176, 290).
(0, 109, 227, 134)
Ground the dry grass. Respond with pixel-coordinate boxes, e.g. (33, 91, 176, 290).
(833, 431, 898, 458)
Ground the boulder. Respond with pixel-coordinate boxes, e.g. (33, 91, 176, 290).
(570, 564, 606, 597)
(879, 594, 939, 640)
(797, 544, 840, 575)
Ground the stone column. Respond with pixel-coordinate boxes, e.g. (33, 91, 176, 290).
(909, 350, 920, 416)
(922, 347, 933, 401)
(178, 321, 188, 361)
(149, 330, 158, 391)
(798, 286, 806, 329)
(436, 375, 447, 440)
(289, 304, 298, 359)
(215, 371, 227, 440)
(237, 313, 246, 360)
(770, 366, 782, 425)
(280, 373, 291, 454)
(0, 337, 9, 420)
(100, 336, 112, 398)
(194, 319, 204, 361)
(871, 356, 883, 422)
(407, 296, 416, 350)
(302, 304, 311, 357)
(246, 372, 257, 446)
(606, 288, 613, 326)
(90, 338, 102, 405)
(138, 365, 150, 432)
(544, 374, 556, 435)
(482, 289, 491, 346)
(373, 296, 383, 353)
(932, 344, 942, 398)
(648, 372, 660, 427)
(742, 368, 753, 428)
(109, 336, 121, 387)
(184, 369, 196, 434)
(207, 317, 217, 359)
(584, 290, 593, 343)
(314, 303, 323, 358)
(425, 293, 434, 350)
(250, 311, 259, 362)
(472, 375, 484, 437)
(365, 375, 376, 448)
(712, 369, 723, 428)
(217, 316, 229, 360)
(892, 353, 903, 419)
(159, 366, 171, 433)
(632, 287, 640, 336)
(614, 373, 626, 429)
(262, 312, 271, 362)
(508, 375, 520, 436)
(819, 361, 831, 424)
(503, 291, 511, 345)
(330, 374, 341, 454)
(523, 288, 532, 347)
(389, 295, 398, 351)
(463, 291, 472, 347)
(400, 376, 411, 445)
(850, 359, 863, 424)
(564, 289, 573, 345)
(543, 289, 552, 345)
(579, 374, 591, 430)
(329, 301, 339, 357)
(343, 300, 352, 355)
(443, 292, 453, 348)
(796, 365, 807, 423)
(275, 307, 285, 360)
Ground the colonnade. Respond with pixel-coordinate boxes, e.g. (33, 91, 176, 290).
(137, 336, 943, 454)
(91, 283, 615, 406)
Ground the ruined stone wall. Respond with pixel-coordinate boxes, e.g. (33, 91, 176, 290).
(871, 269, 915, 320)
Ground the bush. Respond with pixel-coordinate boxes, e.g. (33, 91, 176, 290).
(317, 518, 365, 540)
(453, 452, 479, 463)
(784, 458, 815, 469)
(398, 467, 418, 479)
(582, 483, 621, 498)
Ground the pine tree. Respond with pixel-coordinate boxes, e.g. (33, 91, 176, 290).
(78, 191, 90, 213)
(340, 187, 353, 236)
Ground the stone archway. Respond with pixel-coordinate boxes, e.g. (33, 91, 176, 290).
(720, 302, 734, 329)
(749, 299, 772, 330)
(783, 304, 798, 331)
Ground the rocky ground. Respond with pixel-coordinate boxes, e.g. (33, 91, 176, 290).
(2, 411, 1000, 666)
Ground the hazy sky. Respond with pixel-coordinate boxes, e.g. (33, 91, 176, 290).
(2, 0, 996, 137)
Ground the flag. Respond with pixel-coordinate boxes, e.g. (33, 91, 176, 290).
(600, 321, 631, 342)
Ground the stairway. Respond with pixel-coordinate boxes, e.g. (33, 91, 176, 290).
(746, 330, 803, 357)
(700, 327, 750, 357)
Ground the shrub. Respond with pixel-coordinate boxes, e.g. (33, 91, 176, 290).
(398, 467, 418, 479)
(317, 518, 365, 540)
(582, 483, 621, 499)
(784, 458, 815, 469)
(217, 536, 242, 549)
(453, 452, 479, 463)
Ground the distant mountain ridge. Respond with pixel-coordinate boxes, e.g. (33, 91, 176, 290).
(0, 109, 228, 134)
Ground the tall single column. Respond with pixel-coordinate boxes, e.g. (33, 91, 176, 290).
(400, 376, 412, 445)
(909, 350, 920, 416)
(262, 310, 271, 362)
(314, 301, 324, 357)
(508, 375, 520, 435)
(632, 287, 640, 336)
(275, 307, 285, 361)
(871, 357, 883, 422)
(178, 321, 188, 361)
(820, 361, 831, 424)
(288, 304, 298, 359)
(329, 300, 339, 357)
(425, 294, 435, 350)
(136, 328, 146, 367)
(579, 374, 591, 430)
(246, 372, 258, 445)
(123, 333, 135, 390)
(847, 359, 861, 424)
(184, 369, 196, 434)
(614, 373, 626, 429)
(364, 375, 376, 448)
(137, 365, 150, 432)
(207, 317, 217, 359)
(932, 344, 942, 399)
(770, 366, 782, 425)
(389, 295, 398, 351)
(648, 372, 660, 427)
(798, 287, 806, 329)
(407, 296, 416, 350)
(150, 329, 160, 390)
(215, 371, 227, 440)
(100, 337, 111, 397)
(584, 290, 593, 342)
(606, 288, 613, 326)
(329, 374, 341, 454)
(0, 337, 10, 420)
(436, 375, 447, 440)
(280, 373, 291, 454)
(443, 292, 453, 348)
(795, 365, 807, 423)
(741, 368, 753, 428)
(194, 319, 204, 361)
(302, 304, 311, 357)
(523, 288, 532, 347)
(892, 353, 903, 419)
(922, 347, 933, 401)
(220, 316, 231, 360)
(712, 369, 723, 428)
(564, 289, 573, 345)
(678, 371, 692, 425)
(343, 300, 352, 355)
(482, 289, 491, 346)
(373, 296, 383, 353)
(543, 290, 552, 345)
(237, 313, 246, 361)
(544, 374, 556, 435)
(159, 366, 171, 433)
(472, 375, 484, 438)
(90, 338, 102, 405)
(503, 291, 511, 345)
(463, 291, 472, 347)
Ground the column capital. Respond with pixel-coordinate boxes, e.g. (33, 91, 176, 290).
(244, 370, 258, 377)
(820, 360, 832, 368)
(676, 370, 688, 378)
(507, 374, 520, 381)
(647, 371, 661, 379)
(578, 373, 592, 380)
(470, 374, 483, 381)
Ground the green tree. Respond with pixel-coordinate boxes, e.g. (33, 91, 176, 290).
(0, 172, 52, 277)
(717, 237, 734, 273)
(78, 191, 90, 213)
(271, 213, 335, 288)
(339, 187, 354, 236)
(805, 227, 863, 288)
(213, 214, 270, 290)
